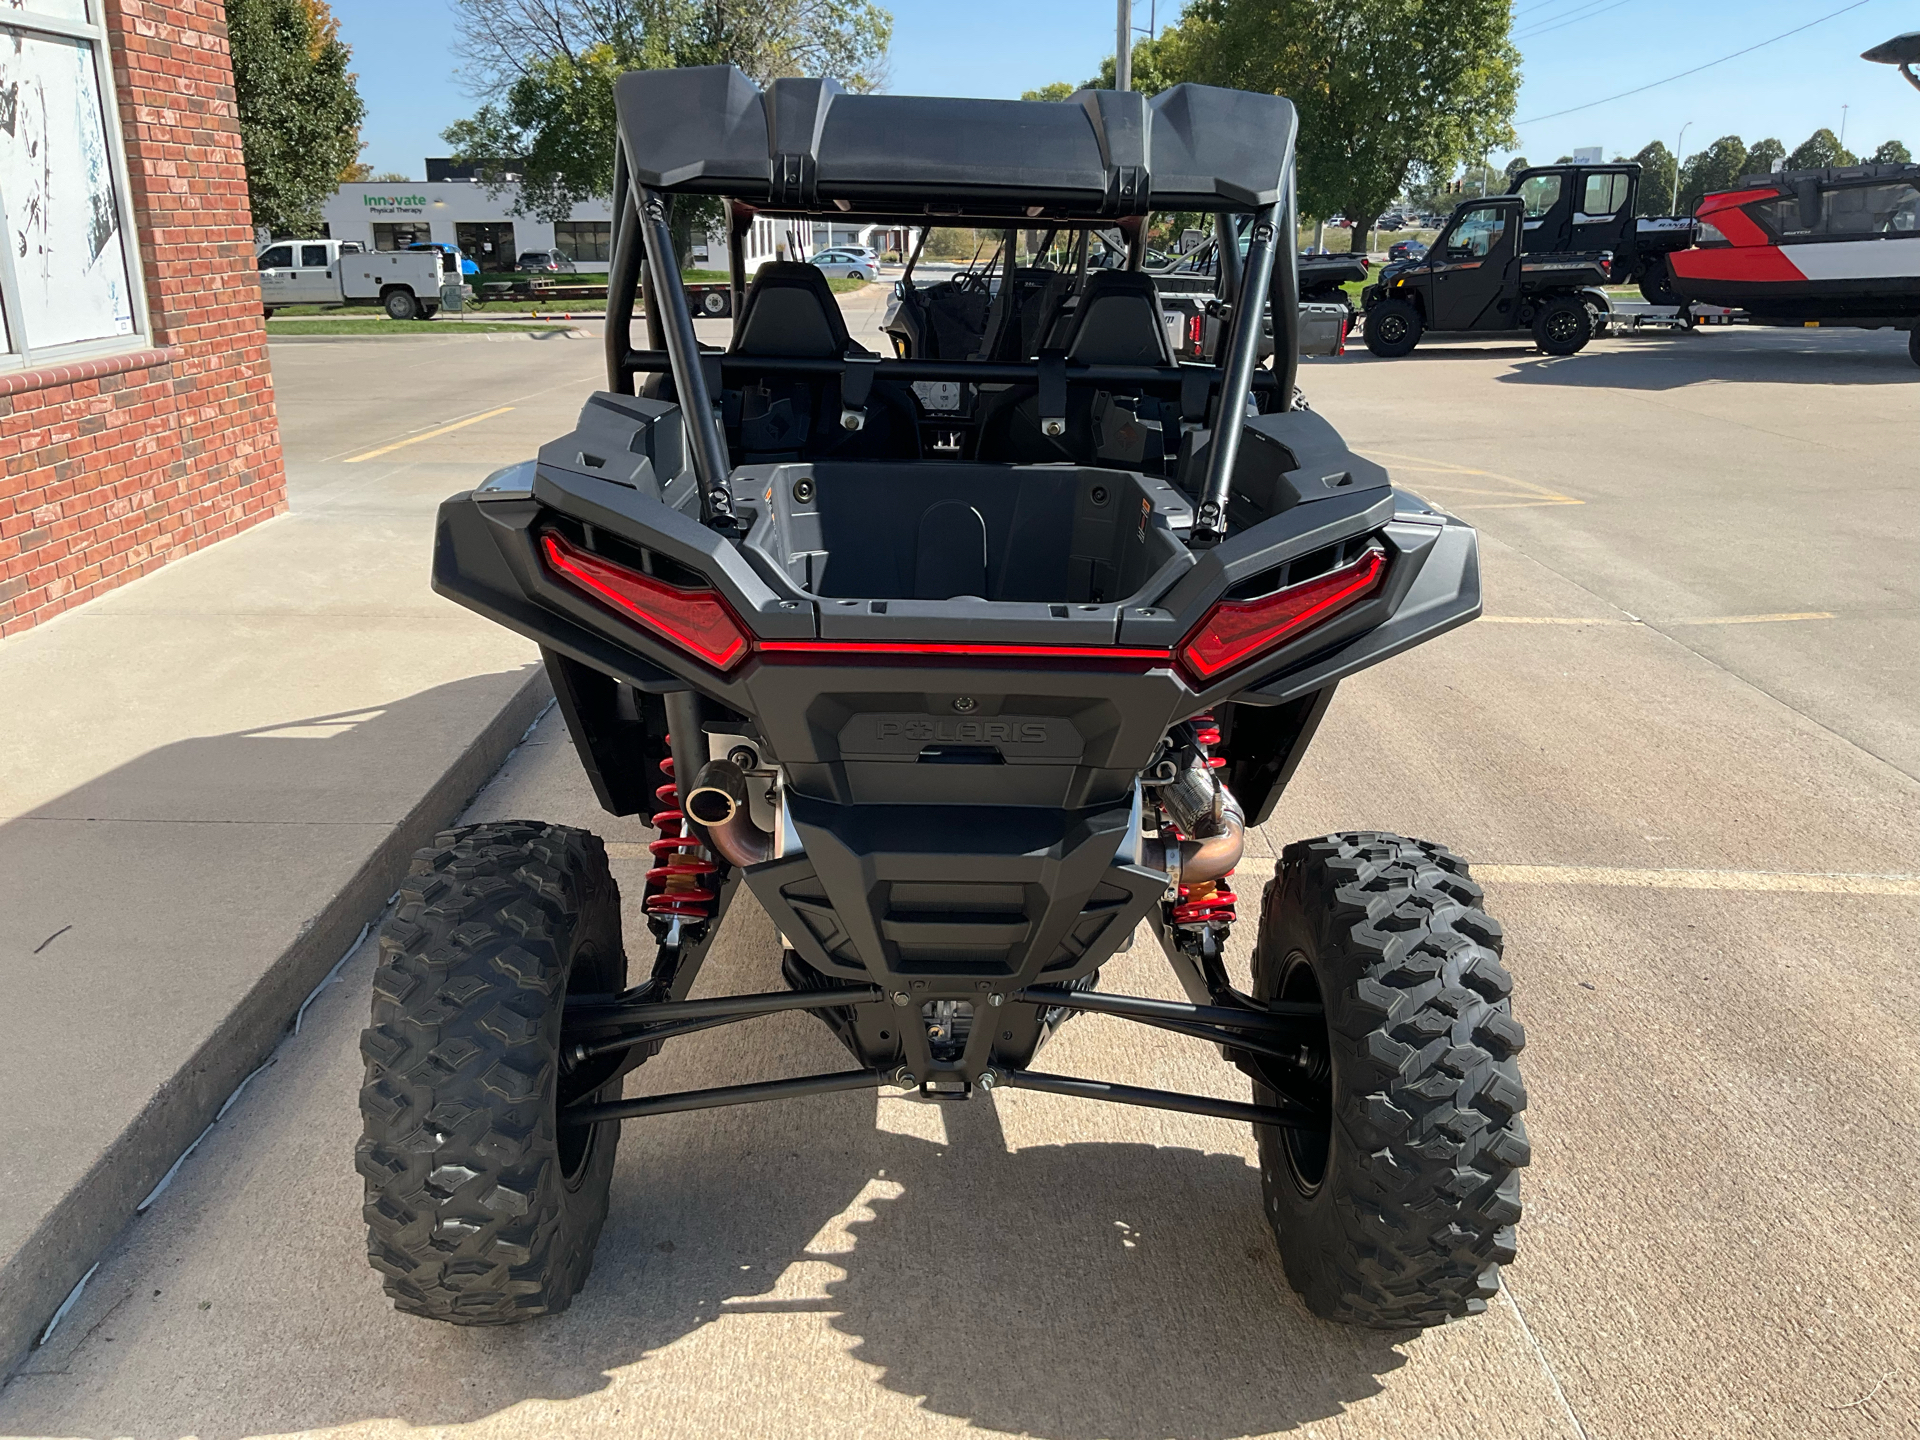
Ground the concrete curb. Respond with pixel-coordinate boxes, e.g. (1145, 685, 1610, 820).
(1, 670, 554, 1376)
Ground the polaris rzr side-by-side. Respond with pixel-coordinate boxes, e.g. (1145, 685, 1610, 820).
(357, 67, 1528, 1332)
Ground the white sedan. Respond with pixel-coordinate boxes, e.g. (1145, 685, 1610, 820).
(808, 248, 880, 281)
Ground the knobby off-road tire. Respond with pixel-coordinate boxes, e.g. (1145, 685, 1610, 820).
(357, 822, 628, 1324)
(1637, 258, 1682, 306)
(1531, 295, 1590, 356)
(1363, 298, 1422, 358)
(1252, 833, 1529, 1328)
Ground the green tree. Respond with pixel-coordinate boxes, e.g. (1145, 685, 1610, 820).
(1082, 30, 1191, 95)
(1677, 134, 1747, 213)
(1628, 140, 1676, 214)
(1871, 139, 1913, 164)
(1787, 127, 1855, 170)
(445, 0, 893, 223)
(1170, 0, 1520, 252)
(228, 0, 367, 236)
(1503, 155, 1530, 184)
(1026, 28, 1192, 98)
(1745, 137, 1785, 176)
(1402, 166, 1455, 215)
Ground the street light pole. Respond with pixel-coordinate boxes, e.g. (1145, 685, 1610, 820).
(1116, 0, 1131, 91)
(1673, 120, 1693, 214)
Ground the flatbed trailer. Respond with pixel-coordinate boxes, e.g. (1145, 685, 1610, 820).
(1601, 300, 1742, 333)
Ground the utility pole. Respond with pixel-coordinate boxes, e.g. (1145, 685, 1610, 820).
(1673, 120, 1693, 214)
(1839, 103, 1849, 151)
(1116, 0, 1131, 91)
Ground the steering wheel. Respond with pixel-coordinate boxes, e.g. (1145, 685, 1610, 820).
(948, 271, 990, 296)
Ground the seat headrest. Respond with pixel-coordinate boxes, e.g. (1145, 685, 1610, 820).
(1065, 270, 1174, 366)
(732, 262, 850, 358)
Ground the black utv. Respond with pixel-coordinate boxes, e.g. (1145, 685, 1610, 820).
(1505, 160, 1697, 304)
(1360, 193, 1611, 357)
(357, 67, 1529, 1332)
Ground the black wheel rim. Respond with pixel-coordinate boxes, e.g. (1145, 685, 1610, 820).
(1276, 951, 1333, 1194)
(556, 939, 614, 1184)
(1547, 310, 1579, 342)
(1378, 315, 1406, 343)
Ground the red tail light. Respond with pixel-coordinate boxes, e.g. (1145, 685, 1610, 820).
(540, 531, 752, 673)
(1176, 548, 1387, 685)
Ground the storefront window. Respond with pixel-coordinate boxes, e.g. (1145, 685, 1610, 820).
(372, 222, 428, 250)
(553, 220, 610, 264)
(0, 4, 146, 364)
(456, 221, 517, 273)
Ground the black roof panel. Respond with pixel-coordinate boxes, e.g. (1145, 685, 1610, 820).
(614, 67, 1295, 216)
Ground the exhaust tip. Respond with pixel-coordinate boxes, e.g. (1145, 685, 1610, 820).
(685, 786, 738, 826)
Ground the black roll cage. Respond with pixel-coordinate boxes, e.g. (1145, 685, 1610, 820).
(602, 142, 1300, 547)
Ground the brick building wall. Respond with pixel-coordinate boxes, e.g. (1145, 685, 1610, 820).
(0, 0, 286, 638)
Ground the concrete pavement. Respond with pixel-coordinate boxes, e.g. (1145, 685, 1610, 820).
(1302, 324, 1919, 779)
(0, 332, 607, 1371)
(2, 324, 1914, 1438)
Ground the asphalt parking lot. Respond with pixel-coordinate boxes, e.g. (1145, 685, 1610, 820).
(1, 319, 1914, 1440)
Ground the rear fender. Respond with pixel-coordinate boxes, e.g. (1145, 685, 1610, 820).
(1235, 506, 1479, 707)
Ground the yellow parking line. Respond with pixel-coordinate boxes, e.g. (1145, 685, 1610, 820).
(1354, 448, 1584, 508)
(1479, 864, 1919, 895)
(1667, 612, 1834, 626)
(1233, 857, 1917, 895)
(343, 405, 516, 463)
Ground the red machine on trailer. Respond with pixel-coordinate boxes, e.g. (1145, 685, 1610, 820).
(1668, 163, 1920, 365)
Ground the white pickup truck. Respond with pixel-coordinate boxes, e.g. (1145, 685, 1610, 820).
(256, 239, 462, 320)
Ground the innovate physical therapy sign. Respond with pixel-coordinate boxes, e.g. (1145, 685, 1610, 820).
(362, 193, 429, 216)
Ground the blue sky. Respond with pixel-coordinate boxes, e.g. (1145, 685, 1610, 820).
(333, 0, 1918, 183)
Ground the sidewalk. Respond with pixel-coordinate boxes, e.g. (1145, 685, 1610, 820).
(0, 334, 604, 1371)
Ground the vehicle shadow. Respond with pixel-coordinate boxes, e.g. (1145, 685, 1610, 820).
(785, 1106, 1412, 1439)
(421, 907, 1410, 1440)
(1491, 331, 1918, 390)
(0, 885, 1409, 1440)
(1335, 329, 1917, 388)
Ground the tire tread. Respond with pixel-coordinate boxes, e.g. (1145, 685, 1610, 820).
(1257, 830, 1529, 1329)
(355, 821, 623, 1325)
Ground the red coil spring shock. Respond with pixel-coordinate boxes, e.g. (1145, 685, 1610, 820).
(1171, 879, 1237, 926)
(644, 744, 717, 919)
(1170, 711, 1237, 926)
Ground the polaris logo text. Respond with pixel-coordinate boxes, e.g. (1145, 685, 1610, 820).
(876, 720, 1047, 743)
